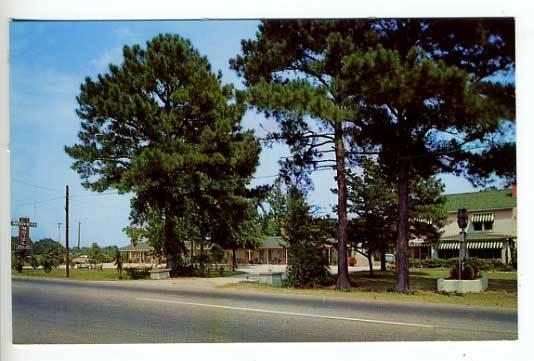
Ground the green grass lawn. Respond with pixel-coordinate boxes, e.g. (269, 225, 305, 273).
(204, 270, 246, 278)
(12, 268, 246, 281)
(13, 268, 127, 281)
(223, 268, 517, 309)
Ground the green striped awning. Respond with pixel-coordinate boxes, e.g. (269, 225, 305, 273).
(438, 242, 459, 250)
(408, 241, 432, 248)
(437, 241, 503, 250)
(471, 212, 495, 223)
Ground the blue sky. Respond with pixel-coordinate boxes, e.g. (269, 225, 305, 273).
(10, 20, 495, 247)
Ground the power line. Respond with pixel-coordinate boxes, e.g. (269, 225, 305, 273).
(70, 192, 120, 198)
(14, 196, 66, 208)
(12, 179, 62, 192)
(12, 169, 337, 209)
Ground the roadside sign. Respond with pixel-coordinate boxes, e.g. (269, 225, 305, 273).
(11, 217, 37, 252)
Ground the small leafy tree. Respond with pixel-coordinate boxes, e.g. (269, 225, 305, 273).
(210, 244, 225, 265)
(258, 178, 290, 237)
(40, 249, 61, 273)
(113, 246, 123, 279)
(89, 242, 103, 264)
(284, 186, 331, 288)
(32, 238, 64, 255)
(347, 157, 447, 274)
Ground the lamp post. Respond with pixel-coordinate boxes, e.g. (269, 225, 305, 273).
(457, 208, 469, 280)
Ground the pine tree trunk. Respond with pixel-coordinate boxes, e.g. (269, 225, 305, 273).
(200, 236, 205, 275)
(367, 252, 374, 277)
(334, 125, 351, 290)
(164, 206, 178, 270)
(190, 240, 194, 266)
(232, 248, 237, 272)
(380, 249, 386, 272)
(395, 161, 410, 292)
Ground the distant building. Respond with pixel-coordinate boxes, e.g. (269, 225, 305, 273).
(223, 236, 287, 265)
(118, 242, 159, 264)
(71, 254, 89, 265)
(119, 236, 367, 266)
(409, 186, 517, 263)
(118, 237, 289, 266)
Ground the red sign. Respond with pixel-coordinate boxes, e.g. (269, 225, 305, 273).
(11, 217, 37, 251)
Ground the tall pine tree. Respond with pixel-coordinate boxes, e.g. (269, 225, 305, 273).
(339, 19, 515, 291)
(231, 20, 379, 290)
(66, 34, 260, 269)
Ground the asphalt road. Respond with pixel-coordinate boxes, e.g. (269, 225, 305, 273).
(12, 277, 517, 343)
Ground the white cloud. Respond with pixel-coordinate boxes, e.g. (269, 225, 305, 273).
(90, 46, 124, 74)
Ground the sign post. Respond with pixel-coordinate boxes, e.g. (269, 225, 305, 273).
(11, 217, 38, 271)
(457, 209, 469, 280)
(11, 217, 37, 253)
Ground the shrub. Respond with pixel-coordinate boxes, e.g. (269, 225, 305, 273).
(511, 248, 517, 270)
(210, 244, 225, 265)
(41, 258, 54, 273)
(125, 267, 150, 280)
(409, 259, 422, 268)
(170, 265, 195, 277)
(449, 265, 459, 279)
(39, 251, 60, 273)
(463, 264, 475, 280)
(192, 253, 210, 266)
(449, 260, 481, 280)
(30, 257, 39, 270)
(348, 257, 357, 267)
(15, 258, 24, 273)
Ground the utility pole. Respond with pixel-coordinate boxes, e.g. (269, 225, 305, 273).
(57, 222, 62, 254)
(65, 185, 70, 278)
(77, 221, 81, 257)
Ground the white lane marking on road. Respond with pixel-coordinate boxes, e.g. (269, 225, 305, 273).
(12, 284, 31, 288)
(136, 297, 433, 328)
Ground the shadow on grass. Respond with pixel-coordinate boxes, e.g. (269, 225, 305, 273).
(488, 279, 517, 292)
(347, 269, 517, 293)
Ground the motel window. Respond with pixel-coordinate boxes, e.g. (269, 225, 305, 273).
(471, 212, 494, 232)
(473, 221, 493, 232)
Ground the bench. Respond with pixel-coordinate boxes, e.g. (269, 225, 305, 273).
(77, 263, 89, 269)
(149, 268, 171, 280)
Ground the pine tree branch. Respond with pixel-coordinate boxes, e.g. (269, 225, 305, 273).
(311, 159, 337, 164)
(308, 140, 334, 149)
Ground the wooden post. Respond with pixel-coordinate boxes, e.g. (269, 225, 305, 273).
(65, 185, 70, 278)
(77, 221, 81, 256)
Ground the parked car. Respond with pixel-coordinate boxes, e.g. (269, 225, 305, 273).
(385, 253, 395, 263)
